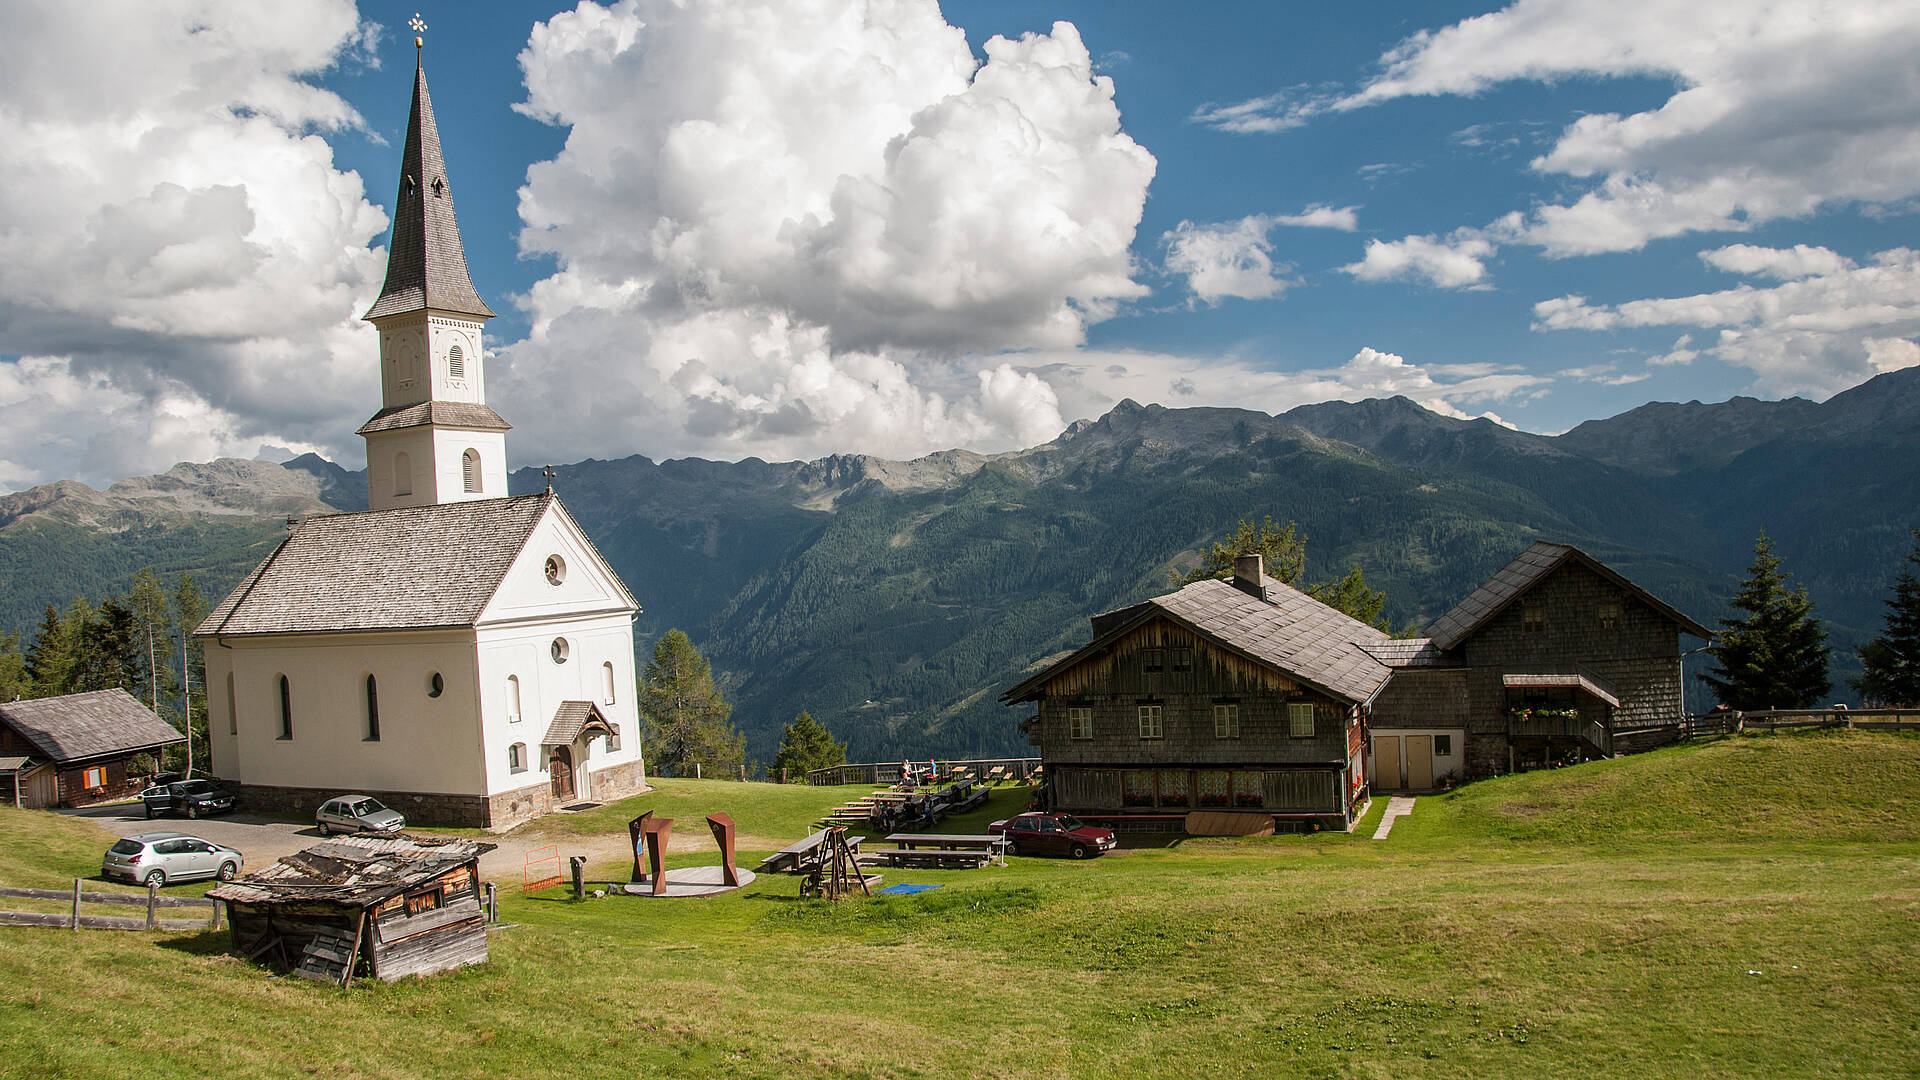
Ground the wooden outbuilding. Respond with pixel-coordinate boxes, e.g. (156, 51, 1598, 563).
(0, 689, 184, 809)
(209, 835, 496, 985)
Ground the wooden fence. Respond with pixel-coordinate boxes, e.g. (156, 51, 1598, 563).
(0, 880, 222, 931)
(1613, 708, 1920, 751)
(806, 757, 1041, 787)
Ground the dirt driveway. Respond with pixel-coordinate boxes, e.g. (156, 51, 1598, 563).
(62, 803, 648, 886)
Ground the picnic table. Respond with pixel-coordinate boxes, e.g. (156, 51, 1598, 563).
(759, 829, 864, 874)
(880, 832, 1009, 867)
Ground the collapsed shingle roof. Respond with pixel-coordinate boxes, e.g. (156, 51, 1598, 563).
(209, 835, 495, 907)
(1005, 575, 1394, 705)
(0, 689, 185, 764)
(196, 494, 551, 637)
(1425, 541, 1712, 650)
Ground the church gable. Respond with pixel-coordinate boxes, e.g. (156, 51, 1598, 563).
(475, 499, 637, 627)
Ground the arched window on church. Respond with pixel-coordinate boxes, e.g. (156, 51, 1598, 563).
(463, 449, 482, 493)
(365, 674, 381, 741)
(277, 675, 292, 740)
(508, 742, 527, 774)
(394, 452, 412, 497)
(448, 344, 465, 380)
(506, 674, 522, 723)
(225, 672, 237, 736)
(602, 661, 616, 705)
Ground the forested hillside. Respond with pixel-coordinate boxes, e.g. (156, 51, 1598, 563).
(4, 366, 1915, 762)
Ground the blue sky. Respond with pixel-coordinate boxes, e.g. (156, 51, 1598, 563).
(1, 0, 1915, 489)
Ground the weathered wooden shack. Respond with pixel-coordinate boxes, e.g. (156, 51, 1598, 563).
(1003, 554, 1387, 833)
(209, 835, 496, 985)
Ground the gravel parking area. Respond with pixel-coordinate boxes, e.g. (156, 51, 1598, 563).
(61, 802, 642, 885)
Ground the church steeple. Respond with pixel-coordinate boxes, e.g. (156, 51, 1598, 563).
(359, 46, 511, 511)
(365, 59, 495, 321)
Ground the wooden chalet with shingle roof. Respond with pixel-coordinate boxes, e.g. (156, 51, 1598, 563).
(193, 48, 647, 830)
(1368, 541, 1711, 786)
(1003, 555, 1385, 832)
(0, 689, 184, 808)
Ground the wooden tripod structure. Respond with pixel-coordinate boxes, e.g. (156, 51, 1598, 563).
(804, 827, 870, 901)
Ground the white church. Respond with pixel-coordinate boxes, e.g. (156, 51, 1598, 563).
(195, 52, 647, 829)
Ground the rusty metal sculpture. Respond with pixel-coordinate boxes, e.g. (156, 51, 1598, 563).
(706, 812, 739, 887)
(627, 811, 676, 896)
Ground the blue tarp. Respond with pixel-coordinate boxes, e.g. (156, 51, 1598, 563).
(875, 883, 943, 895)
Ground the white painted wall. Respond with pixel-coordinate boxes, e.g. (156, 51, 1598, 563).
(201, 630, 487, 794)
(1367, 727, 1467, 788)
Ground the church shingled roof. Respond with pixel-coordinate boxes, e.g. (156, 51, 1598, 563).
(0, 689, 186, 764)
(363, 60, 495, 321)
(196, 494, 554, 637)
(356, 401, 513, 436)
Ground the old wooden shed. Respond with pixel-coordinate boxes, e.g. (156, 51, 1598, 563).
(209, 835, 496, 985)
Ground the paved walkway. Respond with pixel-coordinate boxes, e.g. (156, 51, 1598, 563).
(1371, 796, 1416, 840)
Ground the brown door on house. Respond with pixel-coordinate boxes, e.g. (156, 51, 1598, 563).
(1405, 735, 1434, 790)
(550, 747, 574, 801)
(1374, 735, 1403, 791)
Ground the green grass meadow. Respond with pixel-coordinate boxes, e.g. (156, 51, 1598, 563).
(4, 731, 1919, 1079)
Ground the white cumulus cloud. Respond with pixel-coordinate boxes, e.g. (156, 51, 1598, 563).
(502, 0, 1155, 465)
(1343, 230, 1496, 289)
(1533, 245, 1920, 395)
(0, 0, 385, 491)
(1336, 0, 1920, 256)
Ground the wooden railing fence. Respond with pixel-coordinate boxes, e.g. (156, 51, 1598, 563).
(806, 757, 1041, 787)
(0, 880, 222, 931)
(1614, 708, 1920, 745)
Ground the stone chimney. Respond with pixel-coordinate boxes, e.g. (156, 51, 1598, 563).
(1231, 553, 1267, 600)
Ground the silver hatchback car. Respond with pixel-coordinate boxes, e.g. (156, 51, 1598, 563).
(315, 794, 406, 836)
(102, 832, 243, 887)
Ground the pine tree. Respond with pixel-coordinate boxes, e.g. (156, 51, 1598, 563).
(1308, 563, 1390, 630)
(770, 710, 847, 782)
(1700, 533, 1831, 709)
(71, 599, 142, 695)
(1173, 516, 1307, 586)
(0, 631, 28, 702)
(127, 569, 176, 719)
(1174, 516, 1395, 627)
(23, 603, 72, 694)
(638, 630, 745, 777)
(1854, 530, 1920, 706)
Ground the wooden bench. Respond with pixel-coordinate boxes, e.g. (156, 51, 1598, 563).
(760, 830, 864, 875)
(857, 849, 992, 870)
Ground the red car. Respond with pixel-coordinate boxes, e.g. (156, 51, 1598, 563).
(989, 812, 1118, 859)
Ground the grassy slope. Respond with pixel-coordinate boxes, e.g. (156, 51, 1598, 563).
(3, 733, 1919, 1079)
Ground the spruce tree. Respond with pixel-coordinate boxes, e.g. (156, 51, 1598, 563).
(770, 711, 848, 782)
(1700, 533, 1831, 709)
(638, 630, 745, 777)
(23, 603, 71, 694)
(0, 631, 27, 702)
(1174, 516, 1396, 627)
(1854, 530, 1920, 706)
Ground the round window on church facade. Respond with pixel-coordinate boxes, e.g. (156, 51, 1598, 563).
(544, 554, 566, 586)
(428, 672, 444, 698)
(551, 637, 571, 664)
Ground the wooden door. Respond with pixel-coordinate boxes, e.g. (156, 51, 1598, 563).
(1406, 735, 1434, 790)
(550, 748, 575, 801)
(1374, 735, 1403, 791)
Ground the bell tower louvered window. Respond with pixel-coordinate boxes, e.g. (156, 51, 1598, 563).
(462, 448, 481, 493)
(448, 344, 465, 380)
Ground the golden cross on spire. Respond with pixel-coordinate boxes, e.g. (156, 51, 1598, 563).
(409, 13, 428, 51)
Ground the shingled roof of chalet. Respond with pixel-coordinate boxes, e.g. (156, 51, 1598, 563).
(1004, 575, 1394, 706)
(1424, 541, 1712, 651)
(0, 689, 185, 764)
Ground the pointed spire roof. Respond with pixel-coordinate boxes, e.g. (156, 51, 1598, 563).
(364, 58, 496, 321)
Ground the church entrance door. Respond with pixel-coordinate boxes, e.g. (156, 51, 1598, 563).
(550, 747, 575, 802)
